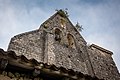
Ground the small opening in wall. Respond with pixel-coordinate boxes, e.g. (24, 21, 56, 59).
(55, 28, 62, 42)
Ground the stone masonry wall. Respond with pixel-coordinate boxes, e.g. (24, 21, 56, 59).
(88, 47, 120, 80)
(53, 42, 88, 74)
(42, 14, 94, 75)
(7, 13, 94, 76)
(7, 11, 120, 80)
(8, 29, 45, 62)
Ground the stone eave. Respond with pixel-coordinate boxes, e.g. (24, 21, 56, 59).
(90, 44, 113, 55)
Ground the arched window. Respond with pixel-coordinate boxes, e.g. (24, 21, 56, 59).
(55, 28, 62, 42)
(67, 34, 76, 48)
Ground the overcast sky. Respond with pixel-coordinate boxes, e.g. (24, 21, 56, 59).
(0, 0, 120, 72)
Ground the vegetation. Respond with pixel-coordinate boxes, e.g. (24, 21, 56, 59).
(75, 22, 83, 32)
(55, 9, 69, 18)
(55, 9, 83, 32)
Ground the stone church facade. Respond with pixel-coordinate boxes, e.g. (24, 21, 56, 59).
(1, 10, 119, 80)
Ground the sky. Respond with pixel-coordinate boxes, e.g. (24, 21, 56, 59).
(0, 0, 120, 72)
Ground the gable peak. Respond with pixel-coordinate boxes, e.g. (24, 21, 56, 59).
(56, 9, 69, 18)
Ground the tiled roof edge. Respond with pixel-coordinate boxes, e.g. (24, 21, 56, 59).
(0, 48, 103, 80)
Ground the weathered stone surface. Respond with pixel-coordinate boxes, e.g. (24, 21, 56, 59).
(2, 71, 7, 76)
(15, 72, 20, 78)
(8, 14, 88, 75)
(88, 46, 120, 80)
(0, 75, 11, 80)
(21, 74, 25, 77)
(7, 11, 120, 80)
(34, 78, 39, 80)
(19, 77, 23, 80)
(0, 71, 43, 80)
(8, 72, 14, 78)
(11, 78, 17, 80)
(8, 30, 44, 62)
